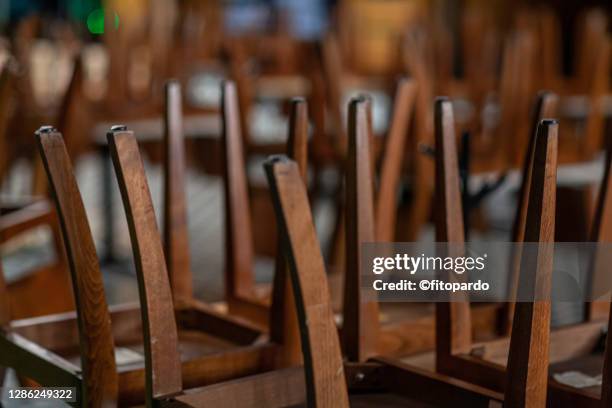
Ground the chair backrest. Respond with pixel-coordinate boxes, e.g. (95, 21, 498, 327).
(107, 129, 182, 405)
(504, 91, 558, 331)
(434, 98, 472, 367)
(585, 132, 612, 321)
(505, 119, 557, 406)
(35, 128, 118, 406)
(511, 92, 559, 244)
(375, 78, 417, 242)
(343, 96, 380, 362)
(268, 98, 309, 365)
(221, 80, 256, 300)
(162, 80, 193, 300)
(265, 156, 349, 408)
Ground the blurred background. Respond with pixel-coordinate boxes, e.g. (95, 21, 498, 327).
(0, 0, 610, 311)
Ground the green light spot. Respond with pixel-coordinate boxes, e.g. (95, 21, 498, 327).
(86, 8, 119, 34)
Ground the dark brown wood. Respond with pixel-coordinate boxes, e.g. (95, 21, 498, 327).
(504, 91, 559, 332)
(107, 129, 183, 403)
(586, 132, 612, 321)
(163, 80, 193, 300)
(504, 119, 557, 407)
(265, 156, 349, 407)
(269, 98, 309, 366)
(173, 367, 306, 408)
(373, 357, 503, 407)
(35, 128, 118, 406)
(265, 156, 507, 407)
(221, 80, 256, 302)
(343, 97, 380, 362)
(375, 78, 417, 242)
(433, 98, 472, 369)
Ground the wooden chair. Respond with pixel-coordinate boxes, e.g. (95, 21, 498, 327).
(132, 149, 508, 407)
(341, 96, 501, 361)
(0, 126, 286, 406)
(0, 62, 73, 320)
(221, 80, 309, 327)
(137, 121, 564, 406)
(405, 98, 612, 406)
(502, 90, 559, 331)
(162, 78, 306, 365)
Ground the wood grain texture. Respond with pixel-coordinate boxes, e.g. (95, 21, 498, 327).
(265, 157, 349, 408)
(163, 80, 193, 299)
(173, 367, 306, 408)
(343, 97, 380, 362)
(596, 133, 612, 406)
(586, 130, 612, 321)
(269, 98, 309, 365)
(375, 78, 417, 242)
(221, 80, 256, 300)
(107, 130, 182, 403)
(374, 357, 504, 406)
(433, 98, 472, 367)
(504, 119, 557, 408)
(35, 129, 118, 406)
(504, 91, 558, 332)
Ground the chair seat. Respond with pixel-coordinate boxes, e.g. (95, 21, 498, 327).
(169, 366, 439, 408)
(549, 352, 604, 397)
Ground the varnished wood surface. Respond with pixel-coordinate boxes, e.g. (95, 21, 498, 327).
(433, 98, 472, 367)
(505, 119, 557, 407)
(504, 91, 559, 332)
(108, 129, 183, 403)
(269, 98, 309, 366)
(35, 129, 118, 406)
(343, 97, 380, 363)
(221, 80, 256, 302)
(266, 157, 349, 407)
(375, 78, 417, 242)
(163, 80, 193, 300)
(173, 367, 306, 408)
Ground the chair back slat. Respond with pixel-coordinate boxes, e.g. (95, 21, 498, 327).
(505, 119, 557, 407)
(269, 98, 309, 364)
(287, 98, 309, 181)
(265, 156, 349, 408)
(163, 80, 193, 299)
(504, 91, 558, 332)
(375, 78, 417, 242)
(343, 97, 380, 362)
(434, 98, 472, 367)
(597, 133, 612, 405)
(222, 81, 255, 299)
(512, 92, 559, 243)
(586, 133, 612, 321)
(35, 129, 118, 406)
(107, 130, 182, 403)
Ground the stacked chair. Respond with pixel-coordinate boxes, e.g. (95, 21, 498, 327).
(0, 2, 611, 407)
